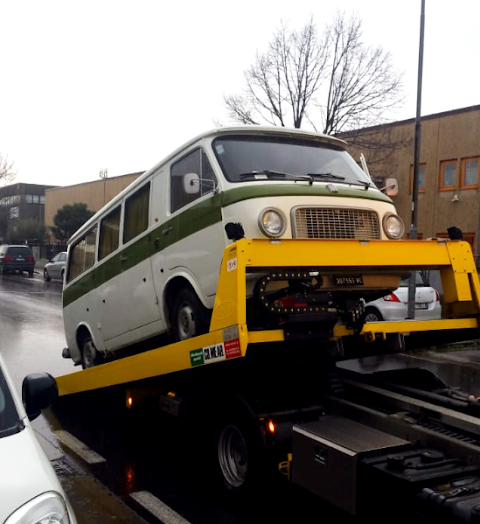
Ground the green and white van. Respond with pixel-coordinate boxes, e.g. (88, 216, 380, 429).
(63, 126, 403, 368)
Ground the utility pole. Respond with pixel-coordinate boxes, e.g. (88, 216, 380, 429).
(407, 0, 426, 319)
(99, 168, 108, 206)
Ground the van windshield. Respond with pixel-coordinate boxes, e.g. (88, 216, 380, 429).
(212, 135, 373, 187)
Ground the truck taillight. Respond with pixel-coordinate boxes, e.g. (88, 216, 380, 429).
(383, 293, 400, 302)
(267, 419, 276, 434)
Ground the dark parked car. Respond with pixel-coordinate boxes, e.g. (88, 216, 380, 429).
(0, 245, 35, 277)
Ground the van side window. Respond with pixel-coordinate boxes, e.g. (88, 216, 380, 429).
(84, 227, 97, 269)
(67, 226, 97, 282)
(99, 206, 121, 260)
(123, 182, 150, 244)
(170, 149, 217, 212)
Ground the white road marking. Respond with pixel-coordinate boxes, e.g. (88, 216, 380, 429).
(54, 430, 106, 464)
(130, 491, 192, 524)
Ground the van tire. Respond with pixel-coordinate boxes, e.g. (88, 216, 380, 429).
(171, 288, 209, 342)
(81, 333, 101, 369)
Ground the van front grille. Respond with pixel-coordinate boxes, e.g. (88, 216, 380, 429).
(293, 207, 380, 239)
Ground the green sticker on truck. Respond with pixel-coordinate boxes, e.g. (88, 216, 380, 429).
(190, 343, 226, 367)
(190, 349, 204, 367)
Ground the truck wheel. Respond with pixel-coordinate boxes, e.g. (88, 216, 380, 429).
(172, 288, 209, 341)
(215, 410, 261, 493)
(81, 334, 100, 369)
(365, 307, 383, 322)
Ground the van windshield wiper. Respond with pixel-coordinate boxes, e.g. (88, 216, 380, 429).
(238, 170, 313, 183)
(307, 172, 346, 181)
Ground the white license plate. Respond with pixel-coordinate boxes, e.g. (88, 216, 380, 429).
(415, 303, 428, 310)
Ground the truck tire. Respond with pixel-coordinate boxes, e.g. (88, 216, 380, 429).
(81, 333, 101, 369)
(171, 288, 209, 342)
(214, 409, 262, 494)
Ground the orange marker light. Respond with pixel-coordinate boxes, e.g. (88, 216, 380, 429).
(268, 420, 276, 434)
(127, 396, 133, 408)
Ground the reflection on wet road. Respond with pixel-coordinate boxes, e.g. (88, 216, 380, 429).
(0, 273, 73, 386)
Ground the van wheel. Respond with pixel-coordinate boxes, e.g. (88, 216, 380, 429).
(171, 288, 209, 341)
(28, 270, 34, 278)
(81, 334, 100, 369)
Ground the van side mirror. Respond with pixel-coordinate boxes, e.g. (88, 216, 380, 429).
(22, 373, 58, 421)
(183, 173, 201, 195)
(383, 178, 399, 197)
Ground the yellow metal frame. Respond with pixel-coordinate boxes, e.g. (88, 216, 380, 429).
(56, 238, 480, 397)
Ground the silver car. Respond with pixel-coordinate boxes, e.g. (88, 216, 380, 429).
(44, 251, 67, 282)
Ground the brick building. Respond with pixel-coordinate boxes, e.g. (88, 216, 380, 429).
(342, 105, 480, 254)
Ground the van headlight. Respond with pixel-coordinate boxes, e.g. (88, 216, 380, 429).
(383, 213, 405, 239)
(5, 492, 71, 524)
(258, 208, 286, 238)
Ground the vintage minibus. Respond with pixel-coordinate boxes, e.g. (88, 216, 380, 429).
(62, 126, 403, 368)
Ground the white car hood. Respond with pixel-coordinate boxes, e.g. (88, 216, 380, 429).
(0, 420, 63, 523)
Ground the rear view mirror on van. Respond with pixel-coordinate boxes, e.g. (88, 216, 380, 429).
(385, 178, 399, 197)
(183, 173, 201, 195)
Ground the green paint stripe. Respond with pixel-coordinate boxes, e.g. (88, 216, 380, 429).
(63, 184, 391, 307)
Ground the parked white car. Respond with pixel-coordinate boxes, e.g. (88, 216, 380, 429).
(0, 353, 77, 524)
(365, 273, 441, 322)
(44, 252, 67, 282)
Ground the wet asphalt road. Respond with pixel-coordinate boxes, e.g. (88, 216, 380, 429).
(3, 269, 480, 524)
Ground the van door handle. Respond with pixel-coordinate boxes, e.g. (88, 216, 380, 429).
(162, 227, 173, 236)
(120, 254, 128, 263)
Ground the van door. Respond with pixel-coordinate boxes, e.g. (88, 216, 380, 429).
(166, 148, 225, 297)
(99, 183, 162, 350)
(118, 182, 162, 340)
(97, 205, 128, 343)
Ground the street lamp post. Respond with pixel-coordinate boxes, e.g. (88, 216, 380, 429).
(407, 0, 426, 319)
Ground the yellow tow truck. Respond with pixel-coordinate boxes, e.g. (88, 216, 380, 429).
(24, 237, 480, 522)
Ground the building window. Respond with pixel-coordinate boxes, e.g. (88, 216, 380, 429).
(410, 164, 426, 193)
(26, 195, 33, 203)
(460, 157, 479, 188)
(9, 207, 19, 219)
(439, 160, 457, 190)
(40, 195, 45, 204)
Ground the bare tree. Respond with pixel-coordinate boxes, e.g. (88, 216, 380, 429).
(322, 13, 403, 135)
(225, 18, 329, 129)
(224, 13, 404, 136)
(0, 154, 16, 186)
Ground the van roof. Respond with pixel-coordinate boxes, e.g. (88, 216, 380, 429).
(68, 126, 348, 244)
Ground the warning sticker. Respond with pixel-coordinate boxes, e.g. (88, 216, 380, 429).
(227, 258, 237, 272)
(225, 338, 241, 359)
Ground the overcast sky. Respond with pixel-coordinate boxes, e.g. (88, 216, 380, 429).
(1, 0, 479, 187)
